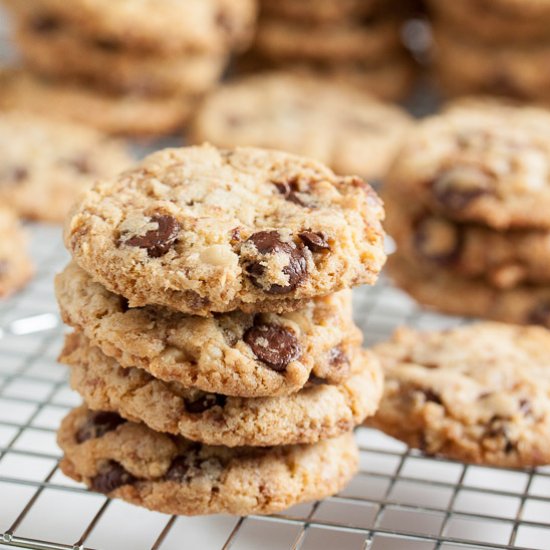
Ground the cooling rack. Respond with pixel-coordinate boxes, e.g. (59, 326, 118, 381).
(1, 225, 550, 550)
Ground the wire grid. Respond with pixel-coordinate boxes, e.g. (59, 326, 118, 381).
(0, 226, 549, 550)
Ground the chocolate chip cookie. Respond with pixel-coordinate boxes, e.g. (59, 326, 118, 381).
(0, 205, 33, 298)
(61, 332, 382, 447)
(191, 72, 413, 180)
(65, 145, 386, 315)
(0, 68, 196, 136)
(385, 192, 550, 289)
(2, 0, 257, 55)
(261, 0, 387, 24)
(368, 323, 550, 467)
(58, 405, 358, 515)
(386, 99, 550, 230)
(55, 262, 362, 397)
(387, 254, 550, 328)
(14, 23, 228, 96)
(0, 111, 131, 223)
(255, 16, 402, 64)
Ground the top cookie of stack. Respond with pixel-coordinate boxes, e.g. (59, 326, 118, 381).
(428, 0, 550, 101)
(243, 0, 416, 101)
(64, 144, 386, 316)
(0, 0, 257, 135)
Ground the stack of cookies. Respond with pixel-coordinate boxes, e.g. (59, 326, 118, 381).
(384, 99, 550, 328)
(55, 144, 387, 516)
(244, 0, 416, 101)
(428, 0, 550, 100)
(0, 0, 257, 136)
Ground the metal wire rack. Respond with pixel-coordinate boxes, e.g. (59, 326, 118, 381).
(1, 225, 549, 550)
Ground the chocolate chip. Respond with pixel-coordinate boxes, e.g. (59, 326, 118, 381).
(328, 346, 349, 367)
(519, 398, 533, 416)
(421, 389, 442, 405)
(528, 302, 550, 327)
(273, 178, 310, 207)
(93, 37, 123, 52)
(76, 411, 126, 443)
(432, 168, 493, 212)
(245, 231, 307, 294)
(67, 155, 94, 175)
(413, 217, 462, 265)
(91, 461, 136, 494)
(122, 214, 180, 258)
(185, 394, 227, 414)
(299, 231, 330, 253)
(1, 166, 29, 185)
(30, 15, 61, 33)
(434, 185, 489, 212)
(243, 323, 302, 371)
(230, 226, 242, 243)
(165, 456, 191, 482)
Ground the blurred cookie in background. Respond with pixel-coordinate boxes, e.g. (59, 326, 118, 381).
(0, 110, 132, 222)
(0, 68, 198, 137)
(0, 204, 33, 297)
(240, 0, 417, 101)
(191, 72, 413, 180)
(0, 0, 258, 136)
(428, 0, 550, 101)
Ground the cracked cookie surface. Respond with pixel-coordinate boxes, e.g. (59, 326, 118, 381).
(58, 405, 358, 515)
(368, 323, 550, 467)
(64, 145, 386, 315)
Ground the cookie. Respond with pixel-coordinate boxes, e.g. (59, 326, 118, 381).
(61, 332, 382, 447)
(261, 0, 386, 23)
(2, 0, 257, 55)
(64, 145, 386, 315)
(0, 112, 131, 223)
(14, 23, 228, 96)
(368, 323, 550, 467)
(0, 206, 34, 298)
(58, 405, 358, 516)
(255, 16, 402, 64)
(434, 28, 550, 102)
(428, 0, 550, 43)
(192, 72, 413, 180)
(387, 254, 550, 328)
(386, 193, 550, 290)
(0, 68, 196, 136)
(55, 262, 362, 397)
(385, 99, 550, 230)
(235, 55, 417, 102)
